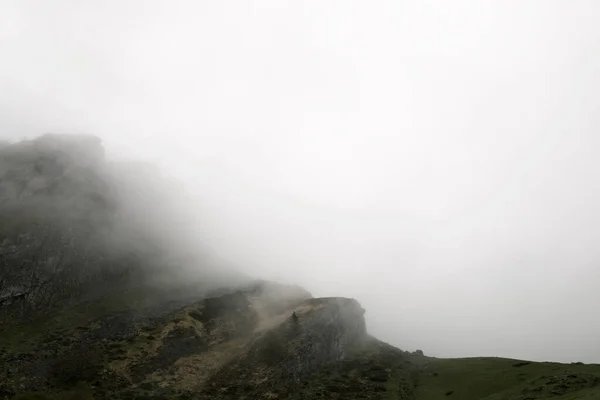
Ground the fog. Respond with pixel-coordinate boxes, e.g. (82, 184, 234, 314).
(2, 0, 600, 363)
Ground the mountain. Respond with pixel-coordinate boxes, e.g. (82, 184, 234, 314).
(0, 134, 244, 321)
(1, 135, 600, 400)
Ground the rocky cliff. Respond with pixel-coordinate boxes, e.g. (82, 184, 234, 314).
(0, 134, 243, 322)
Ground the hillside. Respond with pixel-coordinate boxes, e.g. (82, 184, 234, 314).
(1, 135, 600, 400)
(4, 288, 600, 400)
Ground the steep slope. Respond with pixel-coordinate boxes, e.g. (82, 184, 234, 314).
(0, 280, 314, 399)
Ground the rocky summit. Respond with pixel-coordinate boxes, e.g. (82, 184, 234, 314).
(1, 135, 600, 400)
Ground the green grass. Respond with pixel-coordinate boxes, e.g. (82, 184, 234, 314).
(414, 357, 600, 400)
(10, 382, 95, 400)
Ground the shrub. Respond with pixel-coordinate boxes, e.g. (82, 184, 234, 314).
(59, 384, 95, 400)
(11, 394, 52, 400)
(49, 345, 102, 386)
(512, 362, 531, 368)
(260, 332, 286, 365)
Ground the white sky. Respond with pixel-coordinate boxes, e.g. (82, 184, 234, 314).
(2, 0, 600, 363)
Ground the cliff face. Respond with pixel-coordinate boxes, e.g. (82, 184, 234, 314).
(0, 134, 242, 322)
(202, 297, 375, 399)
(0, 134, 118, 318)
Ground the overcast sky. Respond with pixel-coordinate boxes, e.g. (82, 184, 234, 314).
(2, 0, 600, 363)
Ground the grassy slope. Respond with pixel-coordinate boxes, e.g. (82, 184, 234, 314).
(414, 357, 600, 400)
(273, 349, 600, 400)
(4, 291, 600, 400)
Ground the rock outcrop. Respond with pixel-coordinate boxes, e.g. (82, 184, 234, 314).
(0, 134, 117, 319)
(0, 134, 244, 322)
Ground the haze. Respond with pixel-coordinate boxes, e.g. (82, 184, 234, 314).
(2, 0, 600, 363)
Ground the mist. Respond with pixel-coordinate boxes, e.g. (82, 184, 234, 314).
(2, 0, 600, 363)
